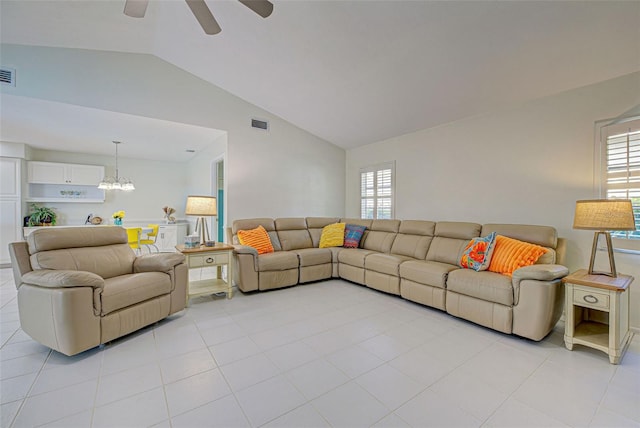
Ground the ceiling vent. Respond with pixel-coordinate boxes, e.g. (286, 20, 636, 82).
(251, 118, 269, 131)
(0, 67, 16, 87)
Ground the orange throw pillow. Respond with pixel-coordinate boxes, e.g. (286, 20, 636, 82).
(487, 235, 548, 276)
(237, 225, 274, 254)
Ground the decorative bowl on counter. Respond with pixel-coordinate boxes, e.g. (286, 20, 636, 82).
(90, 217, 103, 225)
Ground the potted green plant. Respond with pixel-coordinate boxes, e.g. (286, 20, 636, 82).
(28, 204, 58, 226)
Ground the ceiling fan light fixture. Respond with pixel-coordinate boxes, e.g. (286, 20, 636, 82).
(238, 0, 273, 18)
(123, 0, 149, 18)
(123, 0, 273, 35)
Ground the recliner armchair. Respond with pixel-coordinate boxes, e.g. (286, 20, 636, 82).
(8, 226, 188, 356)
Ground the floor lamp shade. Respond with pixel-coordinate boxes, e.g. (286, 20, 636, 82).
(573, 199, 636, 277)
(185, 196, 217, 245)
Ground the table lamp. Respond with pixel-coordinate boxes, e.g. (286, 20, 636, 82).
(185, 195, 217, 246)
(573, 199, 636, 277)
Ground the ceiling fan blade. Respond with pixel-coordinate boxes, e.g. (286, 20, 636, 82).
(238, 0, 273, 18)
(123, 0, 149, 18)
(185, 0, 222, 34)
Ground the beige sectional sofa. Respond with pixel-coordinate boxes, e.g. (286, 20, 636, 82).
(229, 217, 569, 341)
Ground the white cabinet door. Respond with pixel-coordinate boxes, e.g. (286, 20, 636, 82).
(68, 164, 104, 185)
(0, 199, 22, 265)
(1, 158, 20, 197)
(157, 224, 188, 252)
(1, 157, 22, 265)
(157, 226, 178, 252)
(28, 161, 104, 185)
(28, 161, 67, 184)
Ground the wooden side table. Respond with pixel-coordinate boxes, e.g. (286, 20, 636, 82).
(177, 244, 234, 303)
(562, 269, 634, 364)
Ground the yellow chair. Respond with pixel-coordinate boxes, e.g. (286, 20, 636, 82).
(140, 224, 159, 253)
(126, 227, 142, 254)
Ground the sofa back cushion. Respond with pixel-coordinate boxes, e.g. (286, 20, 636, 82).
(481, 223, 558, 264)
(391, 220, 435, 259)
(362, 219, 400, 253)
(275, 218, 313, 251)
(232, 218, 282, 251)
(307, 217, 341, 247)
(427, 222, 481, 265)
(27, 227, 135, 279)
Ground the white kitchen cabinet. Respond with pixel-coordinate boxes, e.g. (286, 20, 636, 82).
(156, 223, 188, 252)
(28, 161, 104, 185)
(26, 161, 105, 203)
(1, 157, 22, 266)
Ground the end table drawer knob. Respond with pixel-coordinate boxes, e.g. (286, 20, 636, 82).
(583, 295, 598, 304)
(206, 257, 215, 264)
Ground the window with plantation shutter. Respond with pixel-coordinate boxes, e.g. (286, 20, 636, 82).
(360, 162, 394, 219)
(603, 122, 640, 240)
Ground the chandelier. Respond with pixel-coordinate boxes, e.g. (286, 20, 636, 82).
(98, 141, 135, 191)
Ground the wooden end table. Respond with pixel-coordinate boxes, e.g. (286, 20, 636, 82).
(177, 243, 234, 304)
(562, 269, 634, 364)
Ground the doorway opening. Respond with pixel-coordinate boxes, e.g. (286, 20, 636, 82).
(214, 158, 224, 242)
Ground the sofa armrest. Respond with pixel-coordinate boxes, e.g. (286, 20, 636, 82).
(21, 270, 105, 289)
(511, 264, 568, 341)
(233, 245, 259, 270)
(233, 244, 258, 257)
(512, 264, 569, 283)
(134, 253, 186, 273)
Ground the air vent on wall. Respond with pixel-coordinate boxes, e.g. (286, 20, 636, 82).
(0, 67, 16, 87)
(251, 118, 269, 131)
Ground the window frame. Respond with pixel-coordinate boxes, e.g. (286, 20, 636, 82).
(360, 161, 395, 220)
(596, 116, 640, 252)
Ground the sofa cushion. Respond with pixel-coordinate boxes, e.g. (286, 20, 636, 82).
(481, 224, 557, 249)
(399, 260, 458, 289)
(338, 248, 375, 268)
(27, 226, 127, 252)
(276, 218, 313, 251)
(459, 232, 497, 272)
(426, 222, 481, 265)
(447, 269, 514, 306)
(365, 253, 413, 276)
(30, 244, 136, 280)
(101, 272, 171, 315)
(238, 225, 274, 255)
(293, 248, 332, 267)
(488, 235, 548, 276)
(362, 219, 400, 253)
(390, 220, 435, 259)
(257, 252, 299, 271)
(319, 223, 345, 248)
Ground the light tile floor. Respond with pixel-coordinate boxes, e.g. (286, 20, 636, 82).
(1, 267, 639, 427)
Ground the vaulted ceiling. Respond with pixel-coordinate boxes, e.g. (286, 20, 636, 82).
(1, 0, 639, 157)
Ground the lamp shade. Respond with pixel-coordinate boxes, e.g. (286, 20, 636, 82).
(185, 195, 217, 216)
(573, 199, 636, 231)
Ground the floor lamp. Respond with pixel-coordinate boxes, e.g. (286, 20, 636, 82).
(185, 195, 217, 246)
(573, 199, 636, 277)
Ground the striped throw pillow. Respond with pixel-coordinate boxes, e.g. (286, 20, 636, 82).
(237, 225, 274, 254)
(487, 235, 547, 276)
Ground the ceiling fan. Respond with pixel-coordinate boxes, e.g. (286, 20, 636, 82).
(123, 0, 274, 35)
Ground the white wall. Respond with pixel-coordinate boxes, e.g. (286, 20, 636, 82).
(346, 72, 640, 329)
(0, 44, 346, 223)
